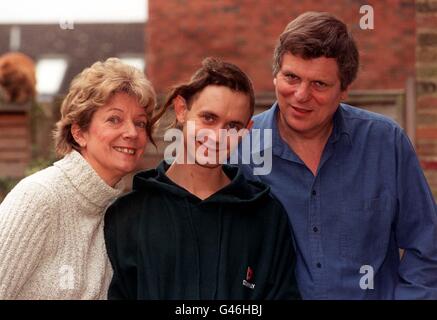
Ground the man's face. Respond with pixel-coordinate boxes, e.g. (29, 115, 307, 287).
(274, 53, 348, 138)
(176, 85, 252, 168)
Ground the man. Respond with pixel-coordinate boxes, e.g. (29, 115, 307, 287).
(104, 58, 300, 299)
(238, 11, 437, 299)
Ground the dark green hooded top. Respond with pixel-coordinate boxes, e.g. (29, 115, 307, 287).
(104, 161, 300, 300)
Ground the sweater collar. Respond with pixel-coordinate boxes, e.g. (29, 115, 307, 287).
(54, 150, 124, 209)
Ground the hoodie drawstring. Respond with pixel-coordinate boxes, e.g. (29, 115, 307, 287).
(185, 198, 201, 299)
(213, 205, 223, 299)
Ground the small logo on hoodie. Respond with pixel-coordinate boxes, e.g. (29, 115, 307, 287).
(242, 266, 255, 289)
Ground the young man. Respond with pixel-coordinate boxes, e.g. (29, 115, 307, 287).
(104, 57, 300, 300)
(238, 12, 437, 299)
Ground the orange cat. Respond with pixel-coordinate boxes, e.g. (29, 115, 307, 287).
(0, 52, 36, 104)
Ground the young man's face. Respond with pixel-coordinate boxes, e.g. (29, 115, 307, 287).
(175, 85, 252, 168)
(274, 53, 348, 138)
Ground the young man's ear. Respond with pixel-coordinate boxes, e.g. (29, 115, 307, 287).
(173, 95, 188, 125)
(71, 123, 86, 148)
(273, 77, 277, 86)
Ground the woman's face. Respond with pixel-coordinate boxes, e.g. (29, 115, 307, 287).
(74, 92, 148, 186)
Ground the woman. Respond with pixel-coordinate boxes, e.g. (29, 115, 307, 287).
(104, 57, 300, 299)
(0, 58, 156, 299)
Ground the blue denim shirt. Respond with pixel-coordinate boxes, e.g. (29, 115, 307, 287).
(238, 103, 437, 299)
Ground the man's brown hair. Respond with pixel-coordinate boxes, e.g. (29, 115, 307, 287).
(273, 11, 359, 91)
(153, 57, 255, 128)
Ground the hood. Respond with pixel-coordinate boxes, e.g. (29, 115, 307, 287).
(132, 161, 271, 205)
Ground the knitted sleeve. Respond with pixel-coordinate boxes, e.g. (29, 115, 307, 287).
(0, 179, 53, 299)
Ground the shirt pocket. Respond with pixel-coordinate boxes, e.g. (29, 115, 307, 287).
(339, 196, 395, 263)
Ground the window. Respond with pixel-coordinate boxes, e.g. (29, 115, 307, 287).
(119, 55, 145, 73)
(35, 57, 68, 96)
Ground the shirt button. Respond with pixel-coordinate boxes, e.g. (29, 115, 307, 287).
(312, 190, 317, 196)
(316, 263, 322, 268)
(313, 226, 318, 233)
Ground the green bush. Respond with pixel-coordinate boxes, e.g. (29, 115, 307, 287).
(0, 154, 57, 204)
(25, 154, 57, 176)
(0, 177, 19, 203)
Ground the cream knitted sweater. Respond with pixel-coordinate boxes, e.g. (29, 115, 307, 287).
(0, 151, 124, 299)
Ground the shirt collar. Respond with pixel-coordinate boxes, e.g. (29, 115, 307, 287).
(330, 103, 352, 145)
(258, 102, 352, 155)
(254, 102, 300, 162)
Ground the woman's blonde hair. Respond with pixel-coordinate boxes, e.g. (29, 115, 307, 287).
(53, 57, 156, 156)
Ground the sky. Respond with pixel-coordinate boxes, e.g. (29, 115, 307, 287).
(0, 0, 147, 24)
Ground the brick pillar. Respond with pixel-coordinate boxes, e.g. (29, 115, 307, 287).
(416, 0, 437, 198)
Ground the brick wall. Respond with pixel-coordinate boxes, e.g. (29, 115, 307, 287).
(147, 0, 437, 198)
(0, 111, 31, 177)
(416, 0, 437, 198)
(147, 0, 416, 93)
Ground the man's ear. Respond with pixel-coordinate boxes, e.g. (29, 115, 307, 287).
(71, 123, 86, 148)
(340, 87, 349, 101)
(273, 77, 277, 86)
(173, 95, 188, 125)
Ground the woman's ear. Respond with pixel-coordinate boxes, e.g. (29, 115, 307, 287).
(173, 95, 188, 125)
(71, 123, 86, 148)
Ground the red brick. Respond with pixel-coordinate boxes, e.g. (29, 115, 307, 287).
(148, 0, 416, 93)
(147, 0, 435, 198)
(422, 160, 437, 170)
(417, 128, 437, 139)
(417, 96, 437, 110)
